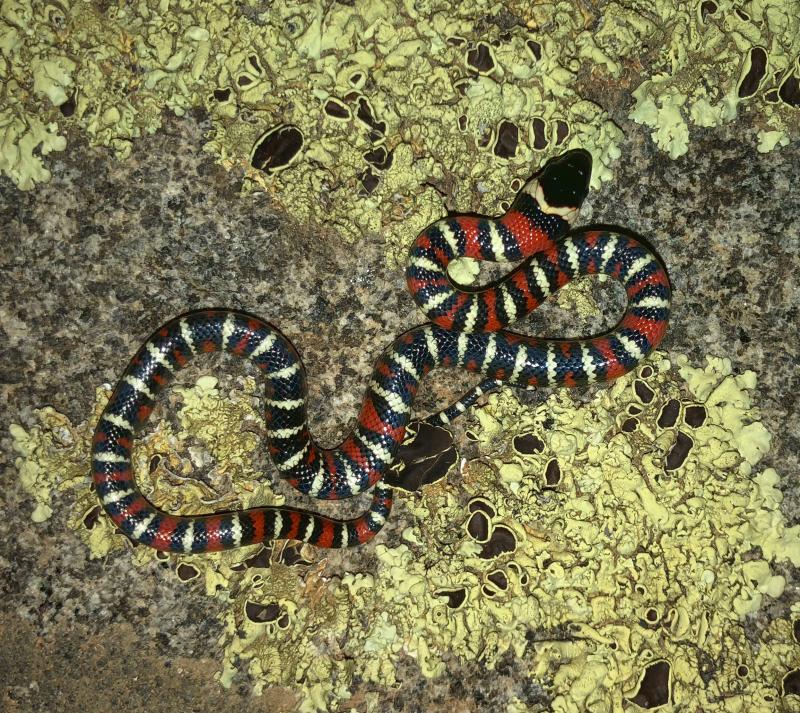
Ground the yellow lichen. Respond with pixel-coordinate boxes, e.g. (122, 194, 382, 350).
(2, 0, 797, 258)
(10, 390, 107, 522)
(5, 0, 796, 258)
(0, 0, 626, 259)
(622, 0, 800, 157)
(10, 352, 800, 710)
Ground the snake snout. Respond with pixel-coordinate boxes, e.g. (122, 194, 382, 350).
(538, 148, 593, 210)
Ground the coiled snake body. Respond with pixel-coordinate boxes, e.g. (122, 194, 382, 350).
(92, 150, 671, 552)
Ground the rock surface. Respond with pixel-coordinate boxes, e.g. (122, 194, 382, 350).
(1, 113, 798, 711)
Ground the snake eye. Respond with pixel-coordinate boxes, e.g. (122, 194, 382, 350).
(538, 148, 592, 209)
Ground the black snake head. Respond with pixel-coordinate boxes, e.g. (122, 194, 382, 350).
(538, 148, 593, 211)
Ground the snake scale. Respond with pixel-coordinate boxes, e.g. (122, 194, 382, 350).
(92, 149, 671, 552)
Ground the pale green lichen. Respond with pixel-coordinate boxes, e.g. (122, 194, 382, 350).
(9, 404, 89, 522)
(459, 354, 800, 710)
(0, 0, 625, 259)
(2, 0, 797, 252)
(620, 0, 800, 157)
(493, 0, 799, 158)
(0, 0, 800, 258)
(0, 105, 67, 191)
(10, 352, 800, 710)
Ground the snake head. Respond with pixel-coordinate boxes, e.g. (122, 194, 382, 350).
(521, 148, 593, 225)
(540, 148, 592, 209)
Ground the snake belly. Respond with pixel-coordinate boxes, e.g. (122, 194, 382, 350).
(91, 149, 671, 552)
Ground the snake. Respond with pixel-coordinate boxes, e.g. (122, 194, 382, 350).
(91, 149, 671, 553)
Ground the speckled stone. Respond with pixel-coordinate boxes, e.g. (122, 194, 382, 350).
(0, 111, 798, 712)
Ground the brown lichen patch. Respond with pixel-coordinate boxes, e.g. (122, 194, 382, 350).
(494, 120, 519, 158)
(478, 525, 517, 559)
(250, 125, 304, 175)
(436, 588, 467, 609)
(359, 167, 380, 195)
(621, 416, 639, 433)
(486, 569, 509, 590)
(700, 0, 718, 21)
(363, 145, 393, 170)
(783, 668, 800, 696)
(544, 458, 561, 486)
(465, 42, 495, 74)
(244, 547, 272, 569)
(657, 399, 681, 429)
(274, 541, 315, 568)
(778, 73, 800, 107)
(737, 664, 749, 677)
(525, 38, 542, 60)
(466, 510, 491, 543)
(531, 116, 548, 150)
(554, 119, 569, 145)
(323, 98, 350, 120)
(245, 601, 282, 623)
(643, 607, 660, 625)
(634, 379, 655, 404)
(664, 431, 693, 471)
(82, 505, 102, 529)
(355, 96, 386, 136)
(684, 404, 707, 428)
(467, 497, 496, 519)
(177, 563, 201, 582)
(628, 660, 671, 709)
(513, 432, 544, 454)
(738, 47, 768, 99)
(384, 421, 457, 492)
